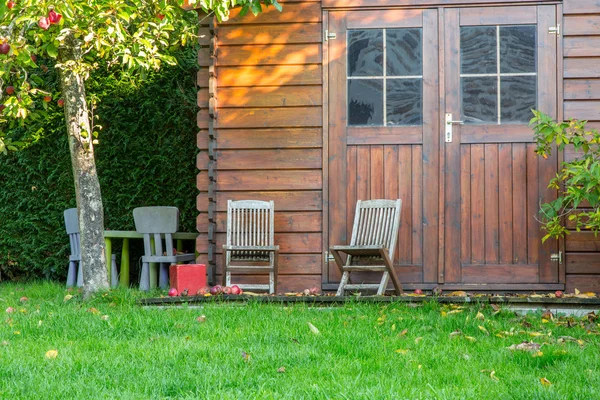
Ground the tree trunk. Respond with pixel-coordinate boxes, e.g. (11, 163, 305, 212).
(58, 33, 109, 298)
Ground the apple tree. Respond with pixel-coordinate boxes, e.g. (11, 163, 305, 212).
(0, 0, 280, 297)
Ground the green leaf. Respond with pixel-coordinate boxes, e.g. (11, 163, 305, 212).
(46, 43, 58, 58)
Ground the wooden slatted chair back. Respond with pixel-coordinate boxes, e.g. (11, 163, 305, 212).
(226, 200, 274, 262)
(133, 206, 180, 258)
(350, 199, 402, 259)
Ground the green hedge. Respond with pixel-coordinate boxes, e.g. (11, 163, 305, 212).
(0, 46, 199, 281)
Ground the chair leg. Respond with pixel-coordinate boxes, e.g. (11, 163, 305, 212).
(67, 261, 77, 287)
(76, 262, 83, 287)
(158, 263, 169, 290)
(379, 249, 403, 295)
(140, 262, 150, 291)
(336, 271, 350, 296)
(272, 250, 279, 295)
(110, 255, 119, 288)
(377, 271, 390, 296)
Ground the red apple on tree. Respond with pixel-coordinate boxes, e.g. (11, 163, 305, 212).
(6, 86, 15, 95)
(43, 95, 52, 102)
(30, 54, 37, 63)
(0, 42, 10, 55)
(48, 10, 62, 24)
(0, 104, 5, 113)
(7, 1, 16, 9)
(57, 99, 64, 107)
(156, 13, 165, 21)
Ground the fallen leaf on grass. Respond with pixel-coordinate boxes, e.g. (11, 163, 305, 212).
(290, 338, 299, 344)
(241, 351, 251, 362)
(450, 330, 463, 337)
(45, 350, 58, 359)
(100, 315, 109, 321)
(399, 328, 408, 337)
(308, 322, 320, 335)
(63, 295, 73, 302)
(395, 349, 410, 355)
(490, 304, 501, 314)
(557, 335, 578, 343)
(508, 341, 541, 352)
(277, 366, 286, 373)
(415, 337, 423, 344)
(478, 325, 489, 335)
(465, 336, 477, 342)
(541, 310, 554, 321)
(5, 307, 15, 314)
(447, 309, 463, 315)
(86, 307, 100, 315)
(448, 291, 468, 297)
(540, 377, 552, 386)
(480, 369, 499, 382)
(1, 341, 8, 346)
(476, 312, 485, 321)
(196, 315, 207, 323)
(532, 351, 544, 357)
(587, 311, 598, 323)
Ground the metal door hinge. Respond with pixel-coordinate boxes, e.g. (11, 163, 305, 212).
(325, 251, 335, 263)
(550, 251, 562, 264)
(325, 29, 336, 41)
(549, 24, 560, 36)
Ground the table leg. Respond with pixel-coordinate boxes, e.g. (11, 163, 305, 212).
(120, 238, 130, 287)
(104, 237, 112, 283)
(176, 239, 183, 253)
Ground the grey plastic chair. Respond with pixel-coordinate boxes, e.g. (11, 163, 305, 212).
(64, 208, 118, 288)
(133, 206, 195, 291)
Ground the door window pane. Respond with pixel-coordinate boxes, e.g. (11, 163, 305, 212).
(387, 29, 422, 76)
(348, 30, 383, 77)
(500, 26, 536, 73)
(501, 76, 536, 123)
(461, 26, 497, 74)
(462, 77, 497, 124)
(348, 79, 384, 126)
(387, 79, 422, 125)
(460, 24, 536, 124)
(347, 28, 423, 126)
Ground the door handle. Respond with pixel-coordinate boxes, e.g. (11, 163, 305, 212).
(445, 113, 464, 143)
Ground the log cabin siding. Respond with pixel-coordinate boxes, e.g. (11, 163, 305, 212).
(563, 0, 600, 293)
(196, 1, 324, 292)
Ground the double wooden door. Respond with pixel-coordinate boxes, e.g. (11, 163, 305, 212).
(326, 5, 563, 290)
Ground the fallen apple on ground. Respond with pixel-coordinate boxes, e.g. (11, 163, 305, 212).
(168, 288, 178, 297)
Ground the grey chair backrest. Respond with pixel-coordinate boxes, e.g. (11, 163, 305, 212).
(133, 206, 180, 257)
(64, 208, 80, 258)
(226, 200, 274, 261)
(349, 199, 402, 259)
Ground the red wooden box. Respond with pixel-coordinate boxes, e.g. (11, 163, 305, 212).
(169, 264, 207, 296)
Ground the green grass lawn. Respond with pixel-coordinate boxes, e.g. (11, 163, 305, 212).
(1, 282, 599, 399)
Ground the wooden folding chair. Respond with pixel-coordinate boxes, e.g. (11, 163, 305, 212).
(330, 199, 403, 296)
(222, 200, 279, 294)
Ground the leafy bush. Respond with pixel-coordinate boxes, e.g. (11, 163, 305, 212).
(0, 45, 199, 281)
(532, 110, 600, 241)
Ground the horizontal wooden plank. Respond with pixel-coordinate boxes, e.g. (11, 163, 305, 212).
(197, 130, 208, 150)
(198, 211, 322, 233)
(564, 101, 600, 120)
(461, 125, 533, 143)
(225, 2, 322, 24)
(197, 171, 209, 191)
(219, 86, 322, 108)
(217, 44, 321, 66)
(564, 37, 600, 57)
(218, 65, 322, 87)
(197, 109, 209, 129)
(460, 265, 539, 284)
(565, 275, 600, 294)
(346, 126, 422, 145)
(565, 252, 600, 274)
(564, 0, 600, 14)
(346, 9, 422, 29)
(197, 190, 324, 213)
(564, 58, 600, 78)
(564, 15, 600, 36)
(197, 232, 322, 253)
(217, 24, 322, 45)
(214, 170, 322, 191)
(564, 79, 600, 100)
(217, 128, 322, 149)
(566, 231, 600, 251)
(215, 149, 322, 170)
(211, 254, 322, 275)
(460, 6, 536, 25)
(216, 107, 322, 128)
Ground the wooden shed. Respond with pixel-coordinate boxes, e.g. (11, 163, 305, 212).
(195, 0, 600, 294)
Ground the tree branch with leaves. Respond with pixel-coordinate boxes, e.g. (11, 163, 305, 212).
(0, 0, 280, 297)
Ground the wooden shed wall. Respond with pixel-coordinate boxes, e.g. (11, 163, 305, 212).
(196, 1, 324, 293)
(563, 0, 600, 293)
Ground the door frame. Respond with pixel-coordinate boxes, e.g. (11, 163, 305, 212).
(321, 3, 565, 291)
